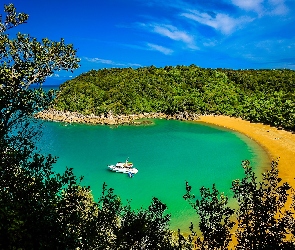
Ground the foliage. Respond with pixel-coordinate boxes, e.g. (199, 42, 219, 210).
(0, 6, 190, 250)
(54, 66, 295, 131)
(184, 183, 235, 250)
(0, 3, 81, 248)
(109, 192, 175, 249)
(231, 160, 294, 249)
(184, 160, 295, 250)
(3, 3, 295, 250)
(56, 182, 182, 250)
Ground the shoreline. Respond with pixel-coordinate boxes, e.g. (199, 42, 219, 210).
(36, 109, 295, 186)
(196, 115, 295, 248)
(35, 109, 200, 125)
(36, 110, 295, 243)
(198, 115, 295, 188)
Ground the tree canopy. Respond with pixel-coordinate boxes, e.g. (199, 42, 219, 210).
(54, 66, 295, 130)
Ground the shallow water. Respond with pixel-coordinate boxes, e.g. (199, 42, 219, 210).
(37, 118, 269, 232)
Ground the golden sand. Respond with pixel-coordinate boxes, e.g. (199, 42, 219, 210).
(198, 115, 295, 187)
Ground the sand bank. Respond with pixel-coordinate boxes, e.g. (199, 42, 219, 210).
(198, 115, 295, 187)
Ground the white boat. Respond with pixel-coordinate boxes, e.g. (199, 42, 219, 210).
(108, 159, 138, 175)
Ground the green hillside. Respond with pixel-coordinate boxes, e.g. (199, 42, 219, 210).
(54, 65, 295, 130)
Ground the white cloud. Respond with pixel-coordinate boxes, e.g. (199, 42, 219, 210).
(153, 24, 193, 43)
(232, 0, 288, 15)
(146, 43, 174, 55)
(83, 57, 141, 67)
(84, 57, 116, 65)
(203, 39, 218, 47)
(181, 10, 253, 35)
(231, 0, 263, 12)
(140, 23, 198, 49)
(268, 0, 288, 15)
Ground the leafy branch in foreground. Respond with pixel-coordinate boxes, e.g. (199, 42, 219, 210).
(0, 3, 81, 248)
(184, 160, 295, 250)
(184, 183, 235, 249)
(0, 4, 191, 249)
(232, 160, 294, 250)
(0, 3, 28, 32)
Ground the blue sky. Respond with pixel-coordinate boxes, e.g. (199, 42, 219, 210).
(4, 0, 295, 84)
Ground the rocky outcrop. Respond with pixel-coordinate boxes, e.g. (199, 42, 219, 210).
(34, 109, 200, 125)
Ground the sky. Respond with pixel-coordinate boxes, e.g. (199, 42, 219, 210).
(4, 0, 295, 84)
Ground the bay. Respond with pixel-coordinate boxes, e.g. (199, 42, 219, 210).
(37, 118, 269, 232)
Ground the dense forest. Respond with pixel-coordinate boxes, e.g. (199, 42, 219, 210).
(54, 66, 295, 130)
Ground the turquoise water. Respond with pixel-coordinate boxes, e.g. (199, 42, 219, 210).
(37, 118, 269, 232)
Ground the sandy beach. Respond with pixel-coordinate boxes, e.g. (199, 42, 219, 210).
(198, 115, 295, 188)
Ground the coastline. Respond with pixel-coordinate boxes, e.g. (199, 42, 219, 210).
(36, 109, 295, 245)
(34, 109, 200, 125)
(36, 109, 295, 187)
(198, 115, 295, 188)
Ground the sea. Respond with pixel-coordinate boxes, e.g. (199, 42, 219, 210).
(35, 84, 269, 233)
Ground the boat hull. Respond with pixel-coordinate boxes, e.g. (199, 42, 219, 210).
(108, 165, 138, 174)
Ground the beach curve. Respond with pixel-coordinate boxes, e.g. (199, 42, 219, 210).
(198, 115, 295, 188)
(36, 109, 295, 186)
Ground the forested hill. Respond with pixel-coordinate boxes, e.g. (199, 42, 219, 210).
(53, 65, 295, 130)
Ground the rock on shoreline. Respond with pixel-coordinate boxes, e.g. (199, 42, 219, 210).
(34, 109, 200, 125)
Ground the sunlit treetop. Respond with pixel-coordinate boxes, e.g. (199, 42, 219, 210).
(0, 3, 28, 33)
(0, 3, 80, 88)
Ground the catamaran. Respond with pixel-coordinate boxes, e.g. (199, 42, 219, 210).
(107, 159, 138, 175)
